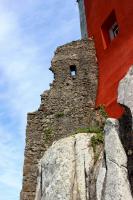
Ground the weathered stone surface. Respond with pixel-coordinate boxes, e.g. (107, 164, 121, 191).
(21, 39, 102, 200)
(117, 66, 133, 194)
(96, 161, 106, 200)
(34, 119, 132, 200)
(118, 65, 133, 116)
(35, 119, 132, 200)
(104, 118, 132, 200)
(35, 133, 94, 200)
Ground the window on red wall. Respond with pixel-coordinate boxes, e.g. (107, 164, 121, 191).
(101, 10, 119, 49)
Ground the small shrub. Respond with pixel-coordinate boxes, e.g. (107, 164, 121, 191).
(75, 127, 90, 134)
(44, 128, 54, 141)
(75, 126, 102, 134)
(91, 131, 104, 153)
(91, 131, 104, 163)
(55, 112, 64, 118)
(98, 105, 108, 119)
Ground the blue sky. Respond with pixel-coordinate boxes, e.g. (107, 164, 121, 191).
(0, 1, 80, 199)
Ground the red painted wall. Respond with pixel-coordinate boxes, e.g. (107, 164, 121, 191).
(84, 0, 133, 118)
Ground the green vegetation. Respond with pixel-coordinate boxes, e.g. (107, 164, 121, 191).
(74, 125, 104, 163)
(98, 105, 108, 119)
(75, 126, 102, 134)
(44, 128, 54, 141)
(91, 131, 104, 163)
(55, 112, 64, 118)
(73, 125, 104, 163)
(91, 132, 104, 152)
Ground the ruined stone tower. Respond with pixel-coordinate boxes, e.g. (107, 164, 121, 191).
(20, 39, 102, 200)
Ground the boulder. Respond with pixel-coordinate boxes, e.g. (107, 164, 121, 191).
(35, 133, 95, 200)
(104, 118, 132, 200)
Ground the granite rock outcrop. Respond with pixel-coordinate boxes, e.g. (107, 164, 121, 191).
(118, 66, 133, 195)
(35, 119, 132, 200)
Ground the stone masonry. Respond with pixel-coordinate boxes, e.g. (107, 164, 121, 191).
(20, 39, 103, 200)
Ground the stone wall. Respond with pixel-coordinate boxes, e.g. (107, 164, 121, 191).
(20, 39, 102, 200)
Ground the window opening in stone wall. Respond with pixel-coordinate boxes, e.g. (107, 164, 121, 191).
(70, 65, 77, 77)
(101, 10, 120, 49)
